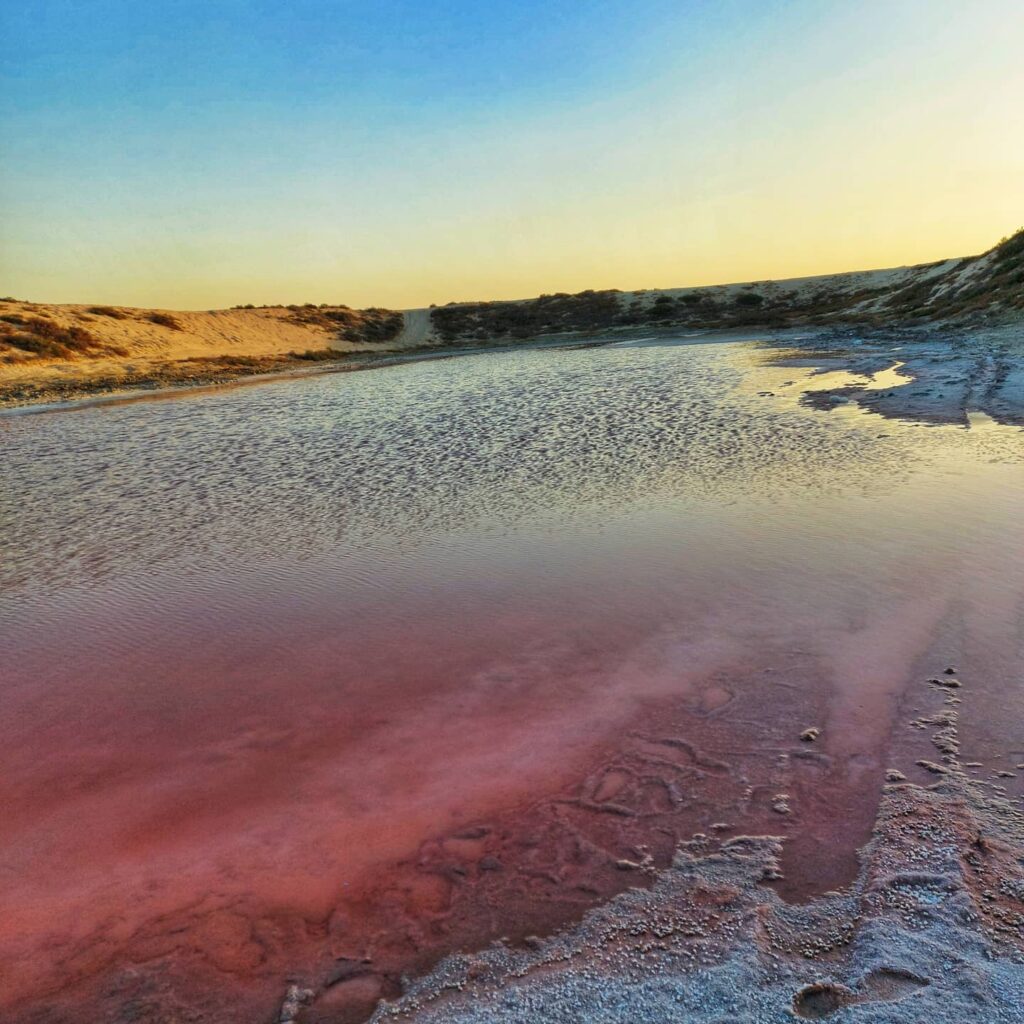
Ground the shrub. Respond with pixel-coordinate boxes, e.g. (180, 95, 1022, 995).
(88, 306, 128, 319)
(146, 312, 183, 330)
(291, 348, 342, 361)
(0, 316, 104, 358)
(735, 292, 765, 307)
(286, 304, 403, 344)
(430, 289, 623, 342)
(647, 304, 675, 319)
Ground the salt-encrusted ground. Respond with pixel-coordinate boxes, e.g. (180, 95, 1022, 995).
(360, 685, 1024, 1024)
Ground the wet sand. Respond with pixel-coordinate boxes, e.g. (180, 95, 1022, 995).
(1, 333, 1022, 1022)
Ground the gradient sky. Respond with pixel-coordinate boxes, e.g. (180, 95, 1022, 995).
(2, 0, 1022, 309)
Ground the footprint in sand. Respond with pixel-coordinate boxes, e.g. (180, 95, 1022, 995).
(792, 968, 929, 1018)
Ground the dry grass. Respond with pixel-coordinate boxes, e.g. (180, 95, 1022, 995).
(0, 312, 128, 362)
(884, 229, 1024, 319)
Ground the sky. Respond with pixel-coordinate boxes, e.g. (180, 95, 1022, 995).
(1, 0, 1022, 309)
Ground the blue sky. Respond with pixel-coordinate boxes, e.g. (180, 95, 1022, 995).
(2, 1, 1022, 307)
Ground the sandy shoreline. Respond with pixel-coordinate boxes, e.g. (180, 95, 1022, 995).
(0, 350, 436, 414)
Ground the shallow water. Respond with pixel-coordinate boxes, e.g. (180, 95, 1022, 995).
(2, 336, 1023, 1022)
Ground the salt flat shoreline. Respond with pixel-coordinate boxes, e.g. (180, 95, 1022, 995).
(366, 674, 1024, 1024)
(371, 783, 1024, 1024)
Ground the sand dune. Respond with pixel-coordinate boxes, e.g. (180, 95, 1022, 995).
(0, 302, 420, 405)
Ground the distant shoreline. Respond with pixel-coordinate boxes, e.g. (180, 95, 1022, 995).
(2, 228, 1020, 411)
(6, 324, 1024, 433)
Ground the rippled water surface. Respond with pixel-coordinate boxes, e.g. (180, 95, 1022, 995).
(2, 337, 1023, 1023)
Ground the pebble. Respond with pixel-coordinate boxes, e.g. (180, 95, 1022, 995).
(278, 985, 314, 1024)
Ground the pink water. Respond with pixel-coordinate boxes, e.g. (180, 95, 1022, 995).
(2, 338, 1023, 1022)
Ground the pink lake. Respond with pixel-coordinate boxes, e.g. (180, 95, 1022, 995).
(2, 337, 1023, 1022)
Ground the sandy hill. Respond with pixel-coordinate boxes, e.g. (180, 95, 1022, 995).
(0, 302, 404, 366)
(0, 302, 409, 405)
(1, 228, 1020, 406)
